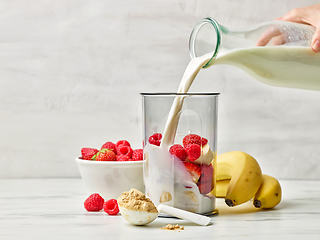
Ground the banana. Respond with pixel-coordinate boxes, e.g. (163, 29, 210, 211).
(216, 179, 230, 198)
(216, 151, 263, 207)
(253, 174, 282, 209)
(193, 144, 214, 165)
(215, 175, 282, 209)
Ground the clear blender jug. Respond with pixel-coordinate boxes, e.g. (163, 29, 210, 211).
(189, 18, 320, 90)
(141, 93, 219, 216)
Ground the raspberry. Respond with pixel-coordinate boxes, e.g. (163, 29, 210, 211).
(183, 134, 201, 146)
(84, 193, 104, 211)
(117, 145, 133, 158)
(103, 199, 119, 215)
(148, 133, 162, 146)
(132, 149, 143, 161)
(117, 155, 130, 161)
(201, 138, 208, 146)
(81, 148, 99, 160)
(183, 134, 208, 147)
(94, 149, 116, 161)
(169, 144, 187, 161)
(101, 142, 116, 154)
(116, 140, 131, 148)
(185, 144, 201, 161)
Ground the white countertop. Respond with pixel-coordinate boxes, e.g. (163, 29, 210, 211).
(1, 178, 319, 239)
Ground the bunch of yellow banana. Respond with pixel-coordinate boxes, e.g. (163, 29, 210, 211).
(213, 151, 282, 209)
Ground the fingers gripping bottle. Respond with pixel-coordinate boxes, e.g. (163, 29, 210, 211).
(189, 18, 320, 90)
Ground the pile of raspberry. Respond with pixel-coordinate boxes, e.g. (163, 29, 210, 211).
(84, 193, 119, 215)
(148, 133, 214, 195)
(80, 140, 143, 161)
(148, 133, 207, 162)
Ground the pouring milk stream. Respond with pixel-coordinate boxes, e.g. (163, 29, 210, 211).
(143, 53, 214, 214)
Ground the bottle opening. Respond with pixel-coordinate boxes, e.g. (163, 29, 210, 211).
(189, 18, 221, 67)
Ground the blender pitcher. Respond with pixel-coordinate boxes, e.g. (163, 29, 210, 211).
(189, 18, 320, 90)
(141, 93, 219, 216)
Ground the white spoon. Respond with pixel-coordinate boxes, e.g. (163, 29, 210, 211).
(119, 204, 211, 226)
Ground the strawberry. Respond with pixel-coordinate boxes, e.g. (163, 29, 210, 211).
(93, 149, 116, 161)
(185, 144, 201, 161)
(132, 149, 143, 161)
(117, 155, 130, 161)
(182, 134, 208, 147)
(116, 140, 131, 148)
(148, 133, 162, 146)
(197, 181, 213, 195)
(117, 145, 133, 158)
(101, 142, 116, 154)
(199, 164, 214, 183)
(169, 144, 187, 161)
(81, 148, 99, 160)
(183, 162, 201, 183)
(197, 164, 214, 194)
(84, 193, 104, 211)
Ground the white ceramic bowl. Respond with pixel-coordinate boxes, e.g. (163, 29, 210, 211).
(75, 158, 144, 200)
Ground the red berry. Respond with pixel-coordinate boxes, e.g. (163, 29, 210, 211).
(94, 149, 116, 161)
(197, 181, 213, 195)
(201, 138, 208, 146)
(183, 134, 201, 147)
(101, 142, 116, 154)
(183, 162, 201, 183)
(116, 140, 131, 148)
(84, 193, 104, 211)
(197, 164, 214, 194)
(169, 144, 187, 161)
(185, 144, 201, 161)
(117, 155, 130, 161)
(117, 145, 133, 158)
(81, 148, 99, 160)
(199, 164, 214, 183)
(103, 199, 119, 215)
(132, 149, 143, 161)
(148, 133, 162, 146)
(183, 134, 208, 147)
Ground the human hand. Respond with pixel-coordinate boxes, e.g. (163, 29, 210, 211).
(276, 4, 320, 52)
(257, 4, 320, 52)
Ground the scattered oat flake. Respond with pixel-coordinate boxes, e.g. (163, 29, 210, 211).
(161, 224, 184, 231)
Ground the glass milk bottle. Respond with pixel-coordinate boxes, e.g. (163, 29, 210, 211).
(189, 18, 320, 90)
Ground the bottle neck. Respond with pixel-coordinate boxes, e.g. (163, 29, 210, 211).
(189, 18, 316, 68)
(189, 18, 221, 68)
